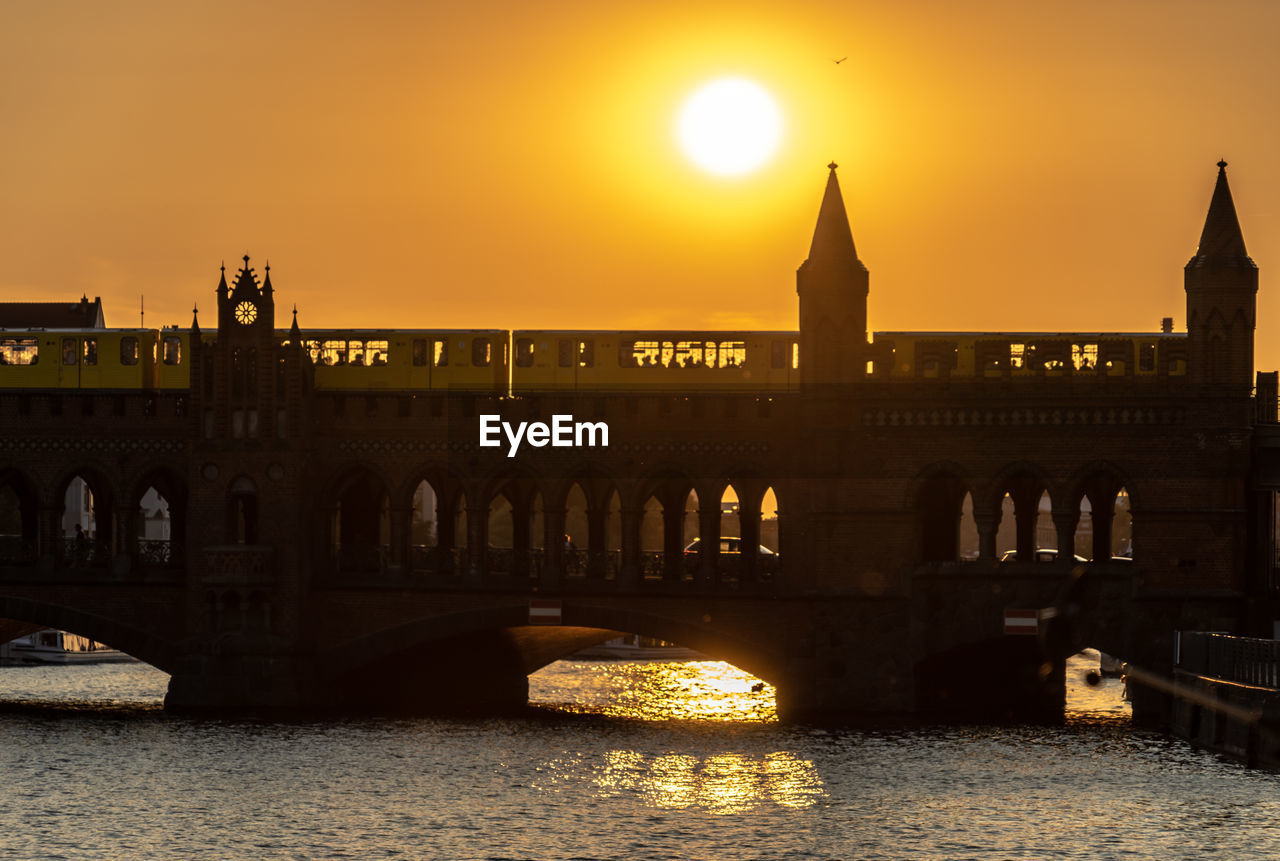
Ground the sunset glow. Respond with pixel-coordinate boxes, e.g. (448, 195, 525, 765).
(2, 3, 1279, 366)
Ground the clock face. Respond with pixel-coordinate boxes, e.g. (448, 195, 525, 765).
(234, 300, 258, 325)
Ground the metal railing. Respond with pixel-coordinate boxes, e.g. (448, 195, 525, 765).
(1177, 631, 1280, 690)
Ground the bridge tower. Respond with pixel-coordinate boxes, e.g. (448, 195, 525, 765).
(1185, 160, 1257, 390)
(796, 163, 869, 386)
(168, 257, 312, 711)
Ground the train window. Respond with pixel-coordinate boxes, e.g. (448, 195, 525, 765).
(0, 338, 37, 366)
(62, 338, 77, 366)
(320, 340, 345, 366)
(1072, 343, 1098, 371)
(515, 338, 535, 368)
(1010, 343, 1028, 369)
(672, 340, 706, 368)
(348, 340, 368, 366)
(162, 336, 182, 365)
(83, 338, 98, 366)
(120, 337, 139, 366)
(1139, 343, 1156, 372)
(366, 340, 389, 366)
(792, 342, 799, 370)
(578, 340, 594, 368)
(557, 339, 573, 368)
(432, 339, 448, 367)
(717, 340, 745, 368)
(472, 338, 491, 367)
(412, 339, 428, 367)
(771, 341, 787, 369)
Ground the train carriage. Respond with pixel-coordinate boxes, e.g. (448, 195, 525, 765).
(869, 332, 1190, 380)
(285, 329, 508, 393)
(511, 330, 799, 393)
(0, 329, 173, 389)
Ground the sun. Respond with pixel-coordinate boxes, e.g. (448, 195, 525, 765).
(676, 77, 783, 177)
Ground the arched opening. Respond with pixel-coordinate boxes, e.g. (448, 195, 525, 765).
(992, 473, 1048, 562)
(1035, 490, 1054, 557)
(563, 483, 588, 577)
(333, 471, 390, 574)
(1113, 488, 1132, 558)
(487, 492, 513, 575)
(136, 485, 173, 566)
(596, 489, 621, 580)
(682, 488, 700, 579)
(958, 492, 977, 560)
(1074, 494, 1094, 561)
(59, 473, 113, 567)
(228, 476, 258, 545)
(0, 470, 37, 565)
(640, 495, 663, 579)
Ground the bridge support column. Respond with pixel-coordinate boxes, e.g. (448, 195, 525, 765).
(465, 503, 487, 585)
(698, 503, 720, 584)
(542, 507, 566, 587)
(619, 507, 642, 586)
(1052, 509, 1079, 561)
(739, 499, 761, 582)
(387, 504, 411, 575)
(586, 505, 606, 579)
(39, 503, 59, 567)
(974, 510, 999, 561)
(662, 505, 684, 581)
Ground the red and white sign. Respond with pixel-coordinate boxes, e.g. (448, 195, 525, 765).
(529, 598, 562, 626)
(1004, 608, 1041, 635)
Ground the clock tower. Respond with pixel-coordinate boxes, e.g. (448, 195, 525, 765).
(206, 255, 281, 441)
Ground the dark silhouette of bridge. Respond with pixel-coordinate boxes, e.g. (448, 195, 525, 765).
(0, 162, 1272, 723)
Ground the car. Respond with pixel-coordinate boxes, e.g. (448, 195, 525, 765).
(683, 537, 776, 556)
(999, 548, 1089, 563)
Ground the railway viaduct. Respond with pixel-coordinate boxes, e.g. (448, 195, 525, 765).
(0, 162, 1272, 723)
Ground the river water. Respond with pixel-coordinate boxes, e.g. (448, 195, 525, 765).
(0, 652, 1276, 860)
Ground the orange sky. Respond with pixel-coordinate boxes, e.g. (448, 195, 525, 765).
(4, 1, 1280, 367)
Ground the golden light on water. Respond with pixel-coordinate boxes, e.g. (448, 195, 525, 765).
(531, 659, 777, 722)
(542, 749, 824, 814)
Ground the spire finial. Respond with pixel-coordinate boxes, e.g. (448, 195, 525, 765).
(1218, 158, 1228, 171)
(827, 161, 838, 171)
(242, 253, 250, 268)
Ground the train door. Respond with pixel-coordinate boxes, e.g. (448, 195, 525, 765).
(56, 336, 81, 388)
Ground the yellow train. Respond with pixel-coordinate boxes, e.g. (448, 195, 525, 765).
(509, 330, 799, 393)
(0, 328, 190, 390)
(284, 330, 509, 392)
(868, 332, 1190, 380)
(0, 326, 1194, 394)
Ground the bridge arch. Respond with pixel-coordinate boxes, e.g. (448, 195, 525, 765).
(52, 465, 117, 567)
(128, 464, 187, 570)
(986, 461, 1055, 562)
(318, 602, 785, 707)
(0, 595, 179, 673)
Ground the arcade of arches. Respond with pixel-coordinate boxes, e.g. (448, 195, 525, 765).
(323, 470, 780, 584)
(918, 467, 1133, 563)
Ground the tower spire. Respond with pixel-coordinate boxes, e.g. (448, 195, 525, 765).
(804, 162, 863, 271)
(1188, 160, 1252, 267)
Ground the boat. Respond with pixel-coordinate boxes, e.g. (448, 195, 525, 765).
(0, 629, 136, 665)
(571, 635, 705, 661)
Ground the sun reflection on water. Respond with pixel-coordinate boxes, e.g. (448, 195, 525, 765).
(543, 748, 823, 814)
(531, 658, 778, 722)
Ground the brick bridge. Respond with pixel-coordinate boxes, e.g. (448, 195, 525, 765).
(0, 163, 1271, 723)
